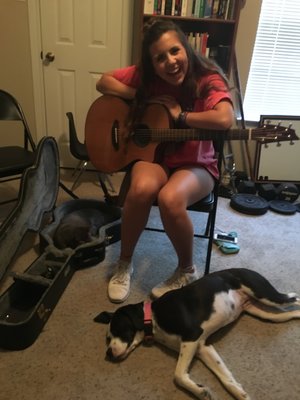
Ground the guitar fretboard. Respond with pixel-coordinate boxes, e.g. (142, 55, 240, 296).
(134, 128, 256, 142)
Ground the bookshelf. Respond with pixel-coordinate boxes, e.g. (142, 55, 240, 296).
(132, 0, 242, 76)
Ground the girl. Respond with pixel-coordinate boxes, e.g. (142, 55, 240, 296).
(97, 19, 234, 303)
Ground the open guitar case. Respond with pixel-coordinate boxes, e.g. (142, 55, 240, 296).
(0, 136, 121, 350)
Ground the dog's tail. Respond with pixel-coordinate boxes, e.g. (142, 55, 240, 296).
(231, 268, 299, 307)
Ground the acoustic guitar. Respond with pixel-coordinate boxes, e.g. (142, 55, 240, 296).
(85, 95, 298, 173)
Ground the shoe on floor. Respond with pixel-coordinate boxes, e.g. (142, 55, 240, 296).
(108, 260, 133, 303)
(151, 266, 199, 299)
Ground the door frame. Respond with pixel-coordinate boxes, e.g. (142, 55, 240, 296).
(28, 0, 46, 142)
(27, 0, 134, 143)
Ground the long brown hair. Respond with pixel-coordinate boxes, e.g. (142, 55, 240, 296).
(135, 18, 229, 112)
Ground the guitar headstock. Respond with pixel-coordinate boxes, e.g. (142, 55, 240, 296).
(252, 123, 298, 144)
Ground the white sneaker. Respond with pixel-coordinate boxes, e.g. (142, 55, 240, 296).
(108, 260, 133, 303)
(151, 266, 199, 299)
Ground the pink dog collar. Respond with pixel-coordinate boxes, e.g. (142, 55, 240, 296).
(143, 302, 154, 344)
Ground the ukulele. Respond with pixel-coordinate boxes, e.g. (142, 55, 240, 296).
(85, 95, 298, 173)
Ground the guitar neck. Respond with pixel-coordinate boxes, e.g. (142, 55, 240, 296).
(134, 127, 253, 142)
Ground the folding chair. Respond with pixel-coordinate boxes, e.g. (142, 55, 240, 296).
(0, 89, 36, 204)
(66, 112, 116, 194)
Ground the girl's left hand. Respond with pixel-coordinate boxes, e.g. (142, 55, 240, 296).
(148, 95, 181, 121)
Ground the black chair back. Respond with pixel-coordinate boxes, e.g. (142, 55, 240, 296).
(0, 90, 36, 151)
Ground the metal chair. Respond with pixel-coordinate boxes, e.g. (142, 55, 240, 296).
(66, 112, 89, 191)
(0, 89, 36, 204)
(0, 90, 79, 206)
(66, 112, 115, 194)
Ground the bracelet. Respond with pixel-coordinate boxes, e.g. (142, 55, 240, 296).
(177, 111, 188, 127)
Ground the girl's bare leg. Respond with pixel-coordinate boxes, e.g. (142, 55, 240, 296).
(120, 161, 169, 261)
(158, 167, 214, 269)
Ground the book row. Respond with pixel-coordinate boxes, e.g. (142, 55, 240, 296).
(186, 31, 231, 72)
(144, 0, 236, 20)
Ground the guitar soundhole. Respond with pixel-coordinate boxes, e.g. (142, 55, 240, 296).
(132, 123, 151, 148)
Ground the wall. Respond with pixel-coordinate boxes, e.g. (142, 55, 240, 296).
(236, 0, 262, 98)
(0, 0, 261, 172)
(0, 0, 36, 143)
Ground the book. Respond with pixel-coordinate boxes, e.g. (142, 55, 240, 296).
(201, 32, 209, 55)
(188, 31, 196, 48)
(210, 45, 230, 71)
(193, 0, 201, 17)
(181, 0, 188, 16)
(195, 32, 201, 53)
(164, 0, 173, 14)
(224, 0, 231, 19)
(174, 0, 182, 15)
(204, 0, 214, 18)
(211, 0, 220, 18)
(144, 0, 155, 14)
(171, 0, 176, 15)
(155, 0, 162, 14)
(226, 0, 236, 20)
(199, 0, 205, 17)
(186, 0, 194, 16)
(217, 0, 228, 19)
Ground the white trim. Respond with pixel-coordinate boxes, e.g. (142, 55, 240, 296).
(120, 0, 134, 66)
(28, 0, 47, 141)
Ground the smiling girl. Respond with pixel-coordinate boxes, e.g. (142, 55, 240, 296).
(96, 18, 234, 303)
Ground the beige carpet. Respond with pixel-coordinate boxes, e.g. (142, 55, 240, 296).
(0, 170, 300, 400)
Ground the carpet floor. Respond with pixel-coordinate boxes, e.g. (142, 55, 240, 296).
(0, 170, 300, 400)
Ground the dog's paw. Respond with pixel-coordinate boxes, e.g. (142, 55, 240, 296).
(288, 292, 300, 305)
(196, 385, 213, 400)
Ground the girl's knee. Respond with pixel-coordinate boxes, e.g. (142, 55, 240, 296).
(127, 179, 159, 204)
(158, 188, 186, 215)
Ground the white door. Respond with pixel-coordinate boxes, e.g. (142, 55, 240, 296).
(39, 0, 133, 166)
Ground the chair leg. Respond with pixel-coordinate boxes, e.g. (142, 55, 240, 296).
(204, 204, 219, 276)
(204, 238, 214, 275)
(99, 173, 116, 192)
(72, 160, 85, 177)
(59, 181, 79, 199)
(71, 161, 88, 191)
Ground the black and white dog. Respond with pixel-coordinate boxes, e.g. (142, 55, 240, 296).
(96, 268, 300, 400)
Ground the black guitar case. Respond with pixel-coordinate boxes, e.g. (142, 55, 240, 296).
(0, 136, 121, 350)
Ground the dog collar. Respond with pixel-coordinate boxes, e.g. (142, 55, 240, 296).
(143, 301, 154, 344)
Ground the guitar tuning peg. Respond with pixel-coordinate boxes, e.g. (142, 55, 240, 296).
(285, 124, 294, 143)
(264, 143, 268, 149)
(275, 121, 282, 129)
(276, 141, 281, 147)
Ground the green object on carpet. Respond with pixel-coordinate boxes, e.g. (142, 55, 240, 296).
(213, 231, 240, 254)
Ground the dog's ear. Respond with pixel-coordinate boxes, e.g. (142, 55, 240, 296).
(94, 311, 114, 324)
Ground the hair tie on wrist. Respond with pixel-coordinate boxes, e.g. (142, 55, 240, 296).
(177, 111, 188, 128)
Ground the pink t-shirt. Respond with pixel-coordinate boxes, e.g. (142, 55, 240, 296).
(112, 65, 232, 178)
